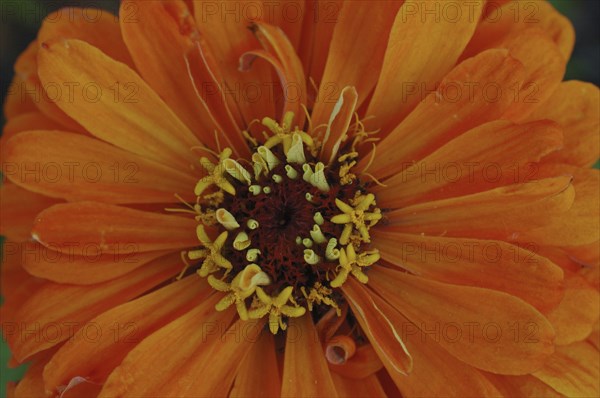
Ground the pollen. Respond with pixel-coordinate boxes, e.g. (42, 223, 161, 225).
(187, 112, 382, 333)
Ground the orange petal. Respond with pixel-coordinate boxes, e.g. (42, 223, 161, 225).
(20, 241, 170, 285)
(281, 315, 338, 397)
(374, 119, 563, 208)
(521, 167, 599, 247)
(4, 131, 197, 204)
(43, 276, 210, 392)
(38, 7, 135, 68)
(160, 318, 266, 396)
(0, 241, 47, 323)
(5, 252, 181, 361)
(297, 0, 340, 100)
(373, 232, 565, 313)
(384, 176, 575, 243)
(119, 0, 230, 150)
(527, 81, 600, 167)
(533, 341, 600, 396)
(32, 202, 198, 254)
(331, 372, 386, 398)
(249, 21, 307, 125)
(485, 373, 562, 398)
(230, 331, 281, 398)
(546, 273, 600, 346)
(37, 39, 203, 170)
(464, 0, 575, 61)
(13, 40, 85, 133)
(12, 350, 54, 398)
(360, 49, 526, 179)
(365, 293, 502, 396)
(370, 267, 556, 375)
(98, 295, 235, 397)
(500, 29, 566, 121)
(309, 1, 402, 129)
(341, 278, 413, 377)
(367, 0, 484, 133)
(193, 0, 275, 127)
(3, 75, 37, 119)
(0, 184, 59, 242)
(328, 344, 383, 380)
(319, 86, 358, 164)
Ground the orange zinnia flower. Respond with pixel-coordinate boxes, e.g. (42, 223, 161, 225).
(1, 1, 599, 397)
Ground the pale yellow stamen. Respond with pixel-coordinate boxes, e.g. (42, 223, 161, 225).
(233, 231, 251, 250)
(247, 219, 259, 230)
(310, 224, 327, 244)
(285, 164, 298, 179)
(304, 249, 321, 265)
(215, 208, 240, 230)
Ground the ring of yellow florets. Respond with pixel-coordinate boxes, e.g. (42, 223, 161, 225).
(186, 112, 381, 334)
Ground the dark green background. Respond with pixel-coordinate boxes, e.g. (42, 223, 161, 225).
(1, 1, 599, 396)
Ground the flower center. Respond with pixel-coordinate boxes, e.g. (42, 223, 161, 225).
(185, 112, 381, 334)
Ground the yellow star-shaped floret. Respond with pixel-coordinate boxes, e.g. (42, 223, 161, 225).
(249, 286, 306, 334)
(330, 244, 380, 288)
(208, 264, 270, 320)
(330, 193, 382, 245)
(191, 225, 233, 277)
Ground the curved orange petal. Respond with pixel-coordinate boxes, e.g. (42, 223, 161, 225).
(464, 0, 574, 61)
(0, 184, 60, 242)
(331, 372, 386, 398)
(384, 176, 575, 243)
(533, 341, 600, 396)
(360, 49, 526, 179)
(309, 0, 402, 129)
(20, 241, 170, 285)
(37, 39, 204, 170)
(364, 292, 503, 396)
(522, 167, 599, 247)
(12, 350, 54, 398)
(319, 86, 358, 164)
(367, 0, 484, 133)
(159, 319, 265, 396)
(5, 253, 181, 362)
(281, 314, 338, 397)
(43, 276, 210, 393)
(328, 344, 383, 380)
(5, 130, 198, 204)
(250, 21, 307, 125)
(192, 0, 275, 126)
(32, 202, 198, 254)
(546, 273, 600, 346)
(2, 111, 63, 137)
(230, 331, 281, 397)
(341, 278, 413, 377)
(3, 75, 37, 119)
(13, 40, 85, 133)
(297, 0, 340, 97)
(527, 81, 600, 167)
(37, 7, 134, 68)
(500, 29, 566, 121)
(485, 373, 562, 397)
(98, 295, 235, 397)
(373, 119, 563, 208)
(373, 232, 564, 313)
(119, 0, 231, 150)
(370, 267, 556, 375)
(0, 241, 46, 324)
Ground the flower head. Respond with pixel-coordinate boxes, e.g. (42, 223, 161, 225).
(1, 1, 599, 397)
